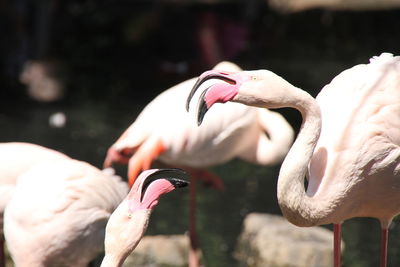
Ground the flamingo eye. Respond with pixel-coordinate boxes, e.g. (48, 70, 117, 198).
(252, 76, 257, 80)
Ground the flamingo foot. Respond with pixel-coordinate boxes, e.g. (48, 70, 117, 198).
(333, 223, 342, 267)
(380, 228, 388, 267)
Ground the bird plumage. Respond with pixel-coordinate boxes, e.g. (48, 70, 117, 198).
(0, 142, 69, 244)
(4, 158, 128, 267)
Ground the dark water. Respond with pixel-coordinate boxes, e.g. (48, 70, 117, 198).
(1, 2, 400, 266)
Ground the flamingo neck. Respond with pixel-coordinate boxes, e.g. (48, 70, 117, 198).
(235, 72, 335, 226)
(100, 254, 125, 267)
(101, 208, 151, 267)
(276, 89, 326, 226)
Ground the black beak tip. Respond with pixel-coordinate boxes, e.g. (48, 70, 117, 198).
(185, 99, 191, 112)
(197, 108, 207, 126)
(187, 77, 203, 112)
(196, 89, 209, 126)
(170, 178, 190, 189)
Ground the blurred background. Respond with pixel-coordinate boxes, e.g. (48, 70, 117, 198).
(1, 0, 399, 266)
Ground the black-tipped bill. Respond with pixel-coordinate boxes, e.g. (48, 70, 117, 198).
(196, 89, 209, 126)
(141, 168, 189, 200)
(168, 178, 190, 189)
(186, 72, 236, 112)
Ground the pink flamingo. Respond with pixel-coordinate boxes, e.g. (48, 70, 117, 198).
(104, 61, 293, 266)
(4, 157, 129, 267)
(0, 142, 70, 267)
(100, 168, 189, 267)
(187, 53, 400, 267)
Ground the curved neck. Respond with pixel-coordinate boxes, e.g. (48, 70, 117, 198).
(275, 89, 325, 226)
(236, 72, 334, 226)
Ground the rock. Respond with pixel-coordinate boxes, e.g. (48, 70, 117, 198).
(123, 234, 193, 267)
(234, 213, 343, 267)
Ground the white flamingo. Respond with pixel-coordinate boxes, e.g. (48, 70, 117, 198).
(187, 53, 400, 267)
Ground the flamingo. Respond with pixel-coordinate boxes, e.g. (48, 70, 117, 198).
(100, 168, 189, 267)
(103, 61, 294, 266)
(187, 53, 400, 267)
(0, 142, 70, 267)
(4, 157, 129, 267)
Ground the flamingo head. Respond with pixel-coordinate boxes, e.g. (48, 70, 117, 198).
(186, 70, 251, 125)
(186, 69, 286, 126)
(103, 168, 189, 264)
(127, 168, 189, 212)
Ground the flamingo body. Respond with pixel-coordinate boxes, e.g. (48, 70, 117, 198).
(105, 61, 294, 184)
(116, 78, 255, 168)
(0, 142, 69, 213)
(4, 158, 128, 267)
(307, 53, 400, 226)
(0, 142, 70, 264)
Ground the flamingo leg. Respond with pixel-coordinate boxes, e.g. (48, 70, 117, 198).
(188, 176, 200, 267)
(333, 223, 342, 267)
(0, 235, 5, 267)
(187, 169, 224, 267)
(379, 227, 388, 267)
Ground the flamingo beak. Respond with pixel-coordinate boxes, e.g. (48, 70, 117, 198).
(186, 70, 239, 126)
(128, 168, 189, 212)
(140, 168, 190, 201)
(186, 71, 237, 112)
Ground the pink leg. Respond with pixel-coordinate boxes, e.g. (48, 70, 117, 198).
(333, 223, 342, 267)
(380, 228, 388, 267)
(188, 177, 200, 267)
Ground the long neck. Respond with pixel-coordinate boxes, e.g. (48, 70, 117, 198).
(236, 72, 334, 226)
(101, 207, 152, 267)
(275, 88, 325, 226)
